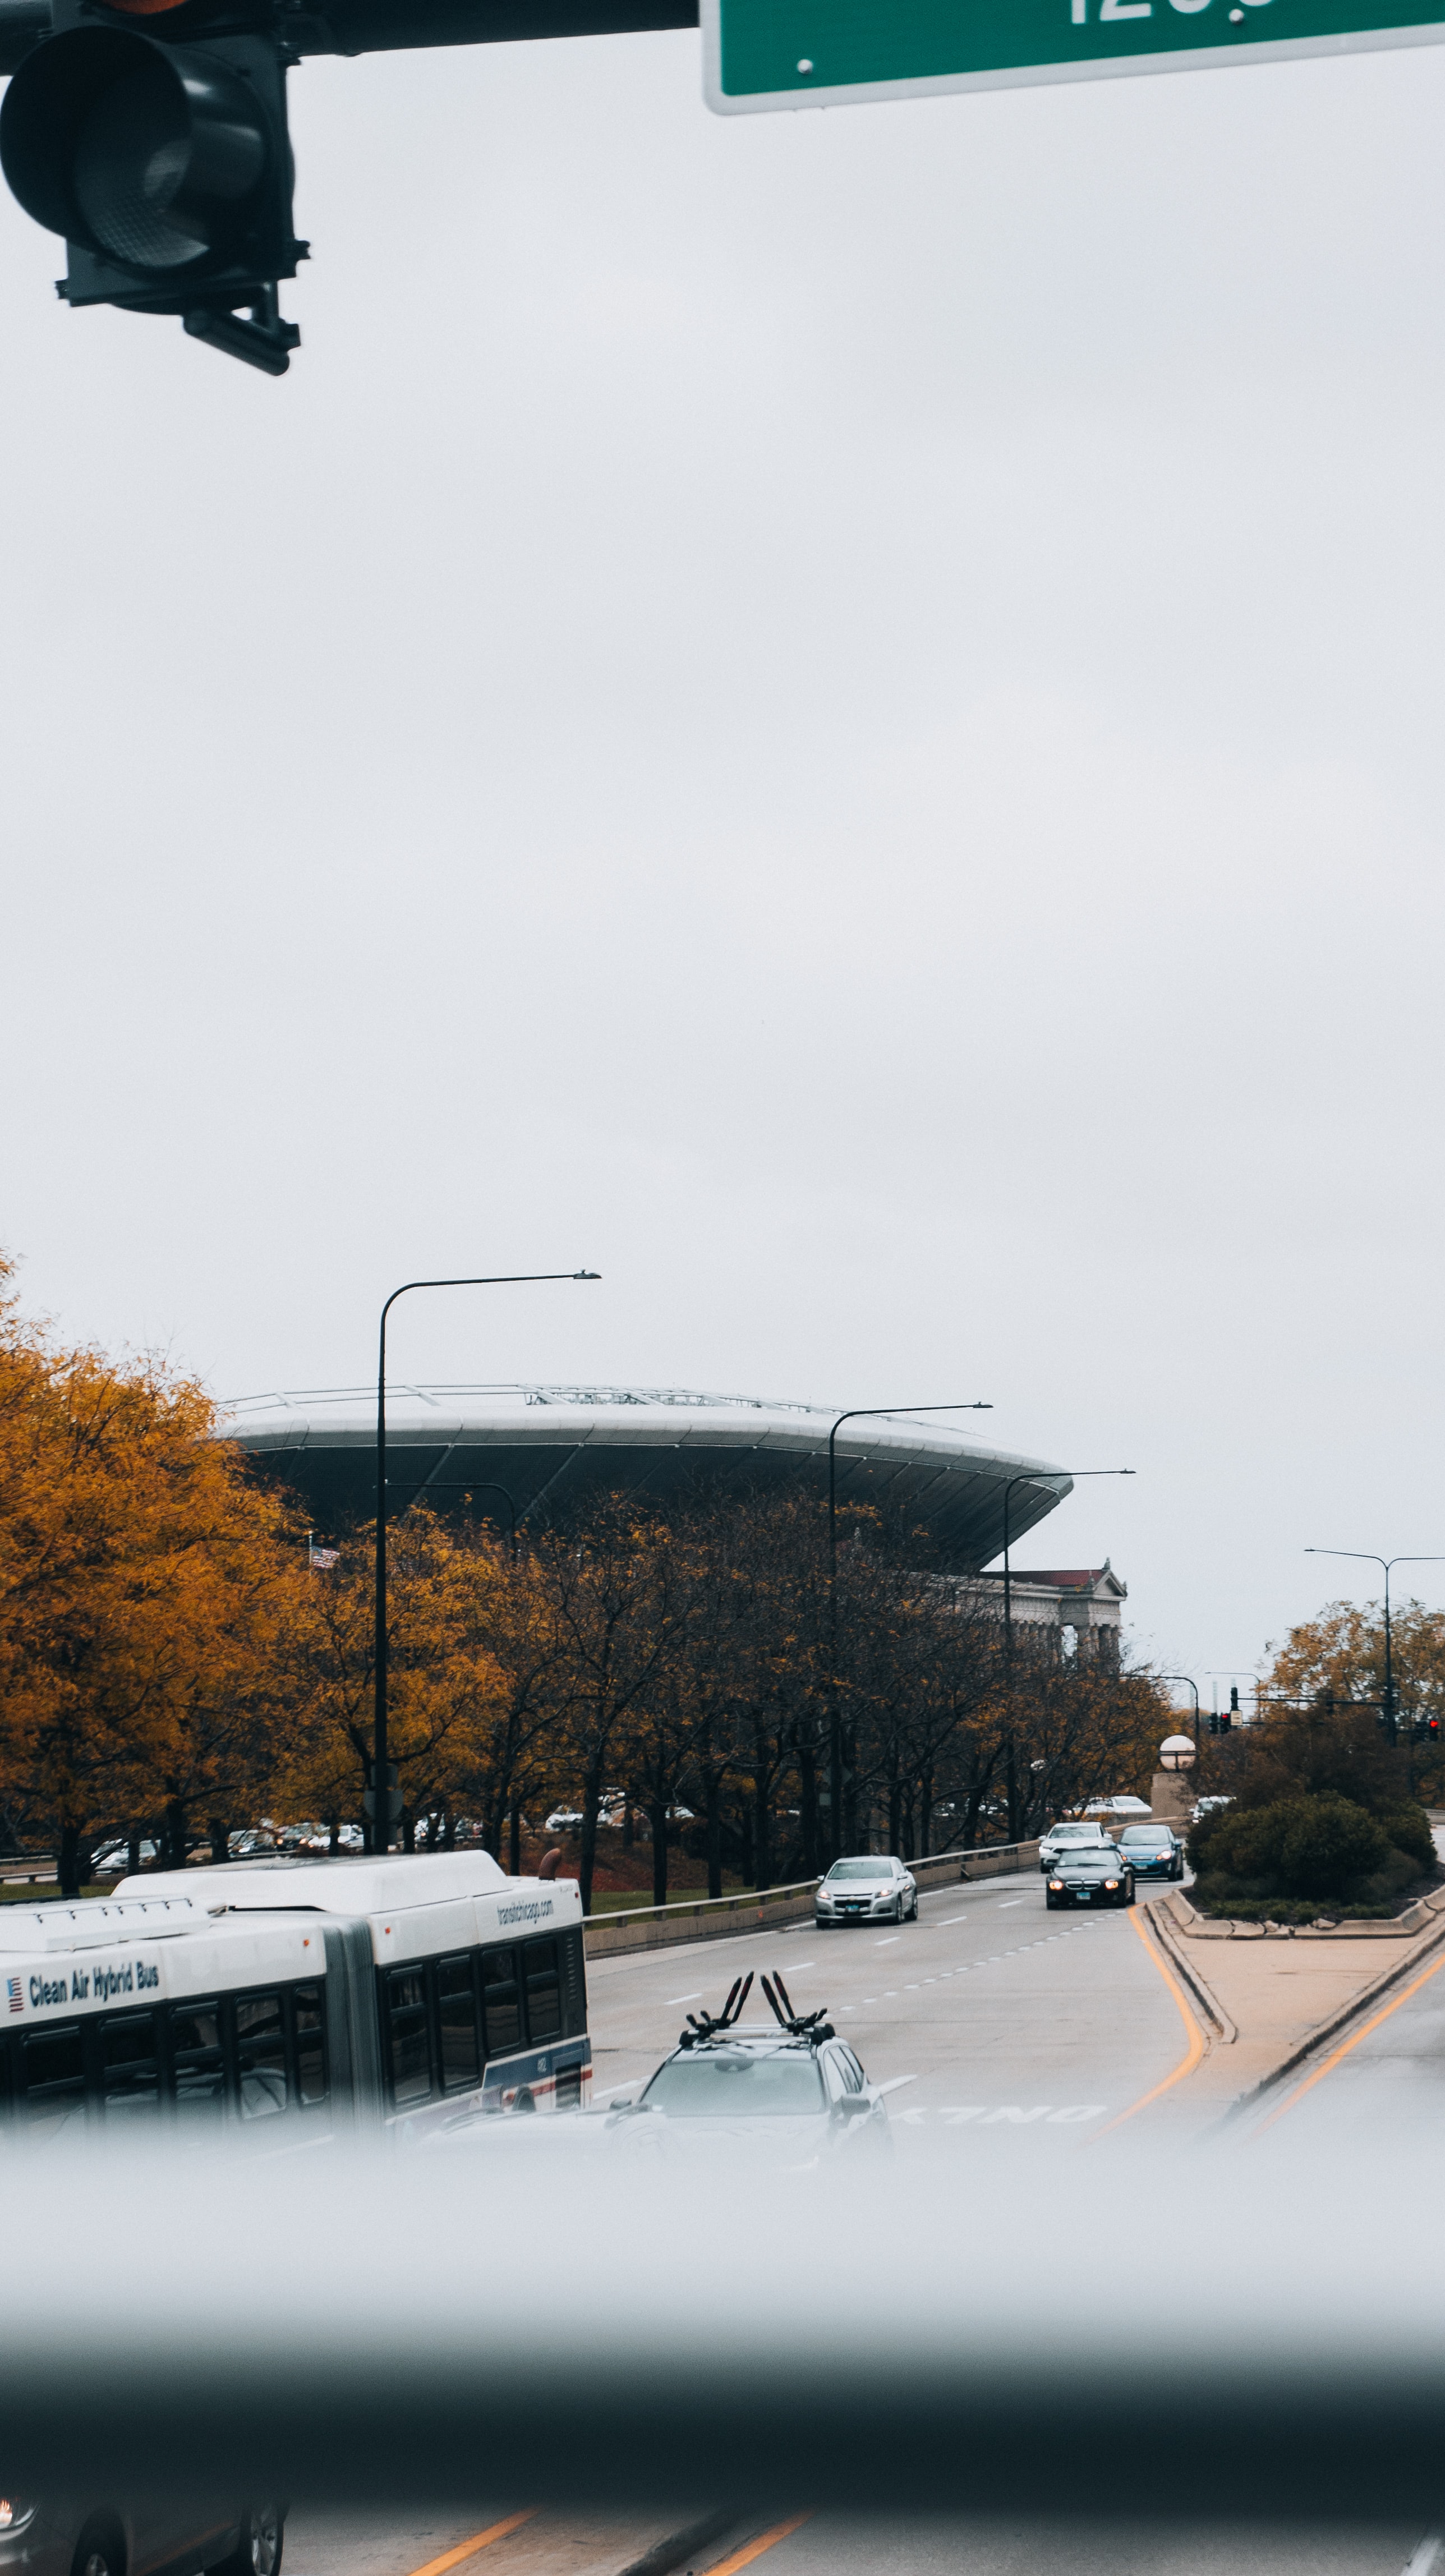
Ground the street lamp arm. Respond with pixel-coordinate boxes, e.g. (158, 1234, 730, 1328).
(374, 1265, 600, 1855)
(823, 1400, 991, 1870)
(1158, 1675, 1200, 1719)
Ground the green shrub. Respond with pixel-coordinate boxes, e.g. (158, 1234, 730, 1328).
(1193, 1791, 1389, 1906)
(1378, 1803, 1436, 1873)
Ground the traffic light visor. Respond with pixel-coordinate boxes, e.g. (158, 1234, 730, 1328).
(1, 27, 269, 270)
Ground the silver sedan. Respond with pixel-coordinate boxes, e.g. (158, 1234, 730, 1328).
(815, 1856, 918, 1925)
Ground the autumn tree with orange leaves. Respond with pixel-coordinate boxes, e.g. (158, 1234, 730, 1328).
(0, 1255, 303, 1890)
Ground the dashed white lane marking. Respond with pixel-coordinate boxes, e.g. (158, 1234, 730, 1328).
(996, 1899, 1027, 1908)
(665, 1991, 704, 2005)
(875, 1936, 901, 1947)
(933, 2104, 1107, 2127)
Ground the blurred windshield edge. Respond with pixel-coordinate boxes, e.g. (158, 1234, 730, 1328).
(0, 2138, 1438, 2517)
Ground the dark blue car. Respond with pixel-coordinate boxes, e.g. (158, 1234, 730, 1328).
(1117, 1824, 1184, 1880)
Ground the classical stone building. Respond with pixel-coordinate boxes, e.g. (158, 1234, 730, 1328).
(975, 1563, 1127, 1662)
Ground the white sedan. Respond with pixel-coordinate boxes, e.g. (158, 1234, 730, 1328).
(816, 1855, 918, 1925)
(1037, 1820, 1113, 1874)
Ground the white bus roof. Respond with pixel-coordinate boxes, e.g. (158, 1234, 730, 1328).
(117, 1850, 511, 1913)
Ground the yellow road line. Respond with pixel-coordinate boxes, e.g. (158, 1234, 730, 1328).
(1255, 1943, 1445, 2135)
(702, 2514, 814, 2575)
(1091, 1908, 1207, 2138)
(403, 2511, 538, 2576)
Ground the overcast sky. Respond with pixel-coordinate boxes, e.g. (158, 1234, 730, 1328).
(2, 18, 1442, 1704)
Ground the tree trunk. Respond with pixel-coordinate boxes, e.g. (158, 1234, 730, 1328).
(753, 1771, 772, 1893)
(445, 1811, 457, 1852)
(843, 1727, 859, 1853)
(127, 1831, 141, 1876)
(208, 1817, 228, 1865)
(165, 1797, 186, 1870)
(739, 1805, 754, 1888)
(887, 1770, 902, 1857)
(578, 1778, 603, 1917)
(328, 1815, 340, 1856)
(798, 1745, 819, 1877)
(1006, 1736, 1020, 1843)
(509, 1802, 521, 1875)
(402, 1813, 416, 1854)
(651, 1800, 669, 1909)
(622, 1801, 635, 1851)
(58, 1823, 81, 1898)
(704, 1774, 723, 1900)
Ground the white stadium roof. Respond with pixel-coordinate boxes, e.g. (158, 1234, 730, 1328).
(220, 1384, 1073, 1571)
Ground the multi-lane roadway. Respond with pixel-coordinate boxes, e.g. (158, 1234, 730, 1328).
(288, 1864, 1442, 2576)
(587, 1866, 1193, 2142)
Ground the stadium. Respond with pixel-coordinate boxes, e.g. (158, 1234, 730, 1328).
(221, 1384, 1073, 1574)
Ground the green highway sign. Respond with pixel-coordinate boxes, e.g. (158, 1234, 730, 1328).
(703, 0, 1444, 109)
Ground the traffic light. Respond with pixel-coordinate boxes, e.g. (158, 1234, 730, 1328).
(1207, 1713, 1219, 1737)
(0, 0, 304, 372)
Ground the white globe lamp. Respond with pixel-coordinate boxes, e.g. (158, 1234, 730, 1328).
(1159, 1733, 1196, 1773)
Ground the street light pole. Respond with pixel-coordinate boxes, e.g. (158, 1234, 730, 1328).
(826, 1402, 992, 1866)
(1303, 1549, 1445, 1749)
(374, 1270, 600, 1853)
(993, 1469, 1135, 1842)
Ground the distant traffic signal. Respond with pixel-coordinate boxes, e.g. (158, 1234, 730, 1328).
(1, 2, 303, 371)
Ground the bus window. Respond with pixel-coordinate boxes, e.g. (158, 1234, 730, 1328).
(386, 1966, 431, 2105)
(480, 1948, 521, 2058)
(237, 1991, 287, 2119)
(172, 2000, 227, 2120)
(436, 1954, 480, 2092)
(523, 1938, 562, 2043)
(20, 2022, 86, 2136)
(293, 1982, 327, 2108)
(102, 2010, 162, 2120)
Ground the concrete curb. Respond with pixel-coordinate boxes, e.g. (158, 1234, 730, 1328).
(1222, 1906, 1445, 2127)
(614, 2513, 734, 2576)
(1143, 1896, 1237, 2043)
(1169, 1884, 1445, 1940)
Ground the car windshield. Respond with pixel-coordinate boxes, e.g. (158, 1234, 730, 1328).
(827, 1861, 891, 1881)
(1121, 1830, 1170, 1848)
(1050, 1826, 1099, 1841)
(642, 2051, 826, 2116)
(1063, 1852, 1115, 1870)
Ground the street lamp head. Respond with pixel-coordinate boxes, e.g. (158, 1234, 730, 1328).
(573, 1271, 602, 1281)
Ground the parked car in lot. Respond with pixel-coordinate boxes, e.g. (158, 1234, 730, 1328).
(0, 2497, 284, 2576)
(1046, 1847, 1135, 1910)
(1037, 1821, 1112, 1874)
(815, 1855, 917, 1925)
(90, 1842, 158, 1876)
(1117, 1823, 1184, 1879)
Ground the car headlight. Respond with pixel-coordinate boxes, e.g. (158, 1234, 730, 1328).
(0, 2503, 35, 2533)
(1048, 1879, 1064, 1891)
(1104, 1879, 1119, 1890)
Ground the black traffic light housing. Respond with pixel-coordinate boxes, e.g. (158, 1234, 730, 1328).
(0, 0, 304, 371)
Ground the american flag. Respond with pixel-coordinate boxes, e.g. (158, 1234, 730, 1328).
(6, 1977, 22, 2015)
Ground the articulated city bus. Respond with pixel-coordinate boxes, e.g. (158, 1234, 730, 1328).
(0, 1851, 590, 2138)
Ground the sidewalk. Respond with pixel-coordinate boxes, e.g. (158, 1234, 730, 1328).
(1139, 1888, 1445, 2128)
